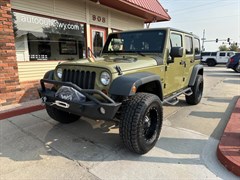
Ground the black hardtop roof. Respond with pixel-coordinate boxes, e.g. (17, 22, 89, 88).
(110, 27, 199, 38)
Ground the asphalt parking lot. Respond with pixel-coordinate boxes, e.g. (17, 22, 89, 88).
(0, 66, 239, 179)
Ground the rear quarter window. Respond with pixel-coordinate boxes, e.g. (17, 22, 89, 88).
(201, 52, 211, 56)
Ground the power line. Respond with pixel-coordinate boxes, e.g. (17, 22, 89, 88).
(172, 14, 238, 24)
(171, 3, 235, 15)
(169, 0, 221, 14)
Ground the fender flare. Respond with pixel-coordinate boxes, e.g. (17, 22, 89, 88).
(43, 70, 54, 80)
(188, 64, 204, 86)
(109, 72, 163, 100)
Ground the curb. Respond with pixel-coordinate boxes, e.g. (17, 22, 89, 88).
(0, 105, 45, 120)
(217, 98, 240, 177)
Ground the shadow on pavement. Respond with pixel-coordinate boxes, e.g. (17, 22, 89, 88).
(1, 98, 238, 179)
(190, 96, 238, 140)
(206, 74, 239, 78)
(207, 97, 232, 103)
(223, 79, 240, 84)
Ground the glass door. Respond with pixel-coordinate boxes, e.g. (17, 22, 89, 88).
(91, 26, 107, 57)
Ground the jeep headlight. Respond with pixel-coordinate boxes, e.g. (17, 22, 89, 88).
(100, 71, 110, 86)
(57, 68, 63, 79)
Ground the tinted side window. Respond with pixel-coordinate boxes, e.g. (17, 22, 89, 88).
(170, 33, 182, 47)
(220, 53, 225, 56)
(201, 52, 211, 56)
(194, 38, 200, 55)
(211, 52, 217, 56)
(185, 36, 193, 54)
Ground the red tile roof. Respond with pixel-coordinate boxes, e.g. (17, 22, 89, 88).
(99, 0, 171, 23)
(125, 0, 170, 20)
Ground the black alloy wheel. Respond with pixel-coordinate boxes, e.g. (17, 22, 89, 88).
(185, 75, 204, 105)
(120, 93, 163, 154)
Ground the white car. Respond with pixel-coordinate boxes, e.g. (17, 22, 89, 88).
(201, 51, 235, 66)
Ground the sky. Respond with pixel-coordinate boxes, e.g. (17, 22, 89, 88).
(151, 0, 240, 51)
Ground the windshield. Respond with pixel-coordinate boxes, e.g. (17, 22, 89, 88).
(102, 30, 166, 54)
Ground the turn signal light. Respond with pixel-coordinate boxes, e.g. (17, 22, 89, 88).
(102, 89, 108, 95)
(131, 85, 137, 93)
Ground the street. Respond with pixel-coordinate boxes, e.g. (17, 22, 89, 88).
(0, 66, 239, 179)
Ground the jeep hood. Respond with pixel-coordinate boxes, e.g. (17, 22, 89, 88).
(58, 56, 158, 73)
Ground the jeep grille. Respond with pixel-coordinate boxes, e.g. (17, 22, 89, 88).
(62, 69, 96, 89)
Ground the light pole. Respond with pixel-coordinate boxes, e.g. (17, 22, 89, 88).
(201, 29, 206, 51)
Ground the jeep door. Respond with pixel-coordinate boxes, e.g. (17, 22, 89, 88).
(164, 32, 185, 95)
(182, 35, 196, 87)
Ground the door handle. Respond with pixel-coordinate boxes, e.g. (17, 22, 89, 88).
(180, 60, 186, 67)
(180, 60, 184, 65)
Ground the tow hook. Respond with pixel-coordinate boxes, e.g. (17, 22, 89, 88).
(51, 100, 70, 109)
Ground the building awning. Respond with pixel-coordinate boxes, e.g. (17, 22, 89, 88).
(96, 0, 171, 23)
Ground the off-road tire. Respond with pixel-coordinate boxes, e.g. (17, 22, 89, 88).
(46, 105, 80, 124)
(207, 59, 216, 67)
(119, 93, 163, 154)
(186, 75, 203, 105)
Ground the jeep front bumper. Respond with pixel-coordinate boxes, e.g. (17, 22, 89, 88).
(38, 79, 121, 121)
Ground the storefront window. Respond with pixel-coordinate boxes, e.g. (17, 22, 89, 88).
(12, 12, 86, 61)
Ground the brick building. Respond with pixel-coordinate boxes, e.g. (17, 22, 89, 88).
(0, 0, 170, 106)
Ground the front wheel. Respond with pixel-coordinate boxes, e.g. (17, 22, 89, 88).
(46, 105, 80, 124)
(207, 59, 216, 67)
(120, 93, 163, 154)
(185, 75, 204, 105)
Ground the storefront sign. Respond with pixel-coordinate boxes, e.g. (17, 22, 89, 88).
(19, 14, 80, 31)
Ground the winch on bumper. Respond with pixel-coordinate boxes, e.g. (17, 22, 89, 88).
(38, 79, 121, 121)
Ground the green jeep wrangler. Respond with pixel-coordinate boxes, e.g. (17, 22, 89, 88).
(39, 28, 203, 154)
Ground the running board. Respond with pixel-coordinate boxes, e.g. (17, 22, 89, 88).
(163, 87, 192, 105)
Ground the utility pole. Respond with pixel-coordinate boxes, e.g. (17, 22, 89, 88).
(201, 29, 206, 51)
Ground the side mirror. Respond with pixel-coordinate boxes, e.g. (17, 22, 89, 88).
(170, 47, 183, 58)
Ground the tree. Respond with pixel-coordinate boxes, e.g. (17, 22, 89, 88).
(229, 43, 239, 51)
(218, 45, 228, 51)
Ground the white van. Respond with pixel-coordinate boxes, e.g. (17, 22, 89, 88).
(201, 51, 235, 66)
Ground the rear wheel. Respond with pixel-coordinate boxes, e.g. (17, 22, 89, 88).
(234, 64, 240, 73)
(186, 75, 203, 105)
(120, 93, 163, 154)
(46, 105, 80, 124)
(207, 59, 216, 67)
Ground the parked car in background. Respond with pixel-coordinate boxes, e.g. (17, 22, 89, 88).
(201, 51, 235, 66)
(226, 53, 240, 73)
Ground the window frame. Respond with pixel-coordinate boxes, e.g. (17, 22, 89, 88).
(170, 32, 183, 48)
(193, 37, 201, 55)
(219, 52, 226, 57)
(184, 35, 193, 55)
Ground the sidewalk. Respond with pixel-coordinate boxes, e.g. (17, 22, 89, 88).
(217, 97, 240, 177)
(0, 98, 239, 177)
(0, 99, 44, 120)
